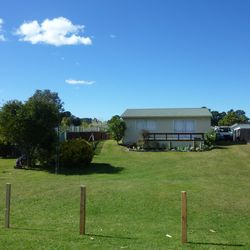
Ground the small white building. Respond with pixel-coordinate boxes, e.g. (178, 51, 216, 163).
(231, 123, 250, 143)
(121, 108, 212, 147)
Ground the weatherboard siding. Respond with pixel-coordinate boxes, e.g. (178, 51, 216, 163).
(123, 117, 211, 144)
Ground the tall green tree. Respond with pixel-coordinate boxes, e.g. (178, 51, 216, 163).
(208, 108, 248, 126)
(218, 110, 248, 126)
(211, 111, 226, 126)
(234, 109, 248, 121)
(0, 90, 63, 167)
(108, 115, 126, 144)
(31, 89, 64, 112)
(0, 100, 23, 145)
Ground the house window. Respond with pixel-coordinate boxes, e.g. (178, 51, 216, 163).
(185, 120, 195, 132)
(174, 120, 195, 133)
(136, 120, 147, 130)
(136, 120, 156, 131)
(174, 120, 185, 132)
(147, 120, 156, 131)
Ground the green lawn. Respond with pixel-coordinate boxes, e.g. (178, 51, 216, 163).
(0, 140, 250, 249)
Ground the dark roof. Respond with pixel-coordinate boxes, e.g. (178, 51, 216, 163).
(121, 108, 212, 118)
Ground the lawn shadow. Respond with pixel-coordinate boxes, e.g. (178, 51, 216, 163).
(215, 141, 247, 147)
(212, 141, 248, 150)
(85, 233, 137, 240)
(211, 146, 228, 150)
(57, 163, 124, 175)
(19, 163, 124, 175)
(11, 227, 56, 232)
(188, 241, 244, 247)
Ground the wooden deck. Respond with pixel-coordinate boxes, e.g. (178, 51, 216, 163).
(144, 132, 204, 142)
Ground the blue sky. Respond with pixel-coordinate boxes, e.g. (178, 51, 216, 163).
(0, 0, 250, 120)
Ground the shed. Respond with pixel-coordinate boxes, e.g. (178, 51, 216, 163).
(231, 123, 250, 143)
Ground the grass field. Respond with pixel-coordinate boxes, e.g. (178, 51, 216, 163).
(0, 140, 250, 249)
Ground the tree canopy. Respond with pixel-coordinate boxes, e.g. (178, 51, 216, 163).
(218, 110, 248, 126)
(209, 109, 248, 126)
(0, 89, 63, 166)
(108, 115, 126, 144)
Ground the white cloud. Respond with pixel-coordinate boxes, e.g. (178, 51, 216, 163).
(65, 79, 95, 85)
(16, 17, 92, 46)
(0, 18, 6, 41)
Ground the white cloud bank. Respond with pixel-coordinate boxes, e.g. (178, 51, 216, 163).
(16, 17, 92, 46)
(65, 79, 95, 85)
(0, 18, 6, 41)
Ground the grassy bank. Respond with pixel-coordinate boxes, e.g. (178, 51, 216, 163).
(0, 141, 249, 249)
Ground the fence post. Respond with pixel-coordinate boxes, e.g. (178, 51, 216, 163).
(5, 183, 11, 228)
(80, 185, 86, 235)
(181, 191, 187, 243)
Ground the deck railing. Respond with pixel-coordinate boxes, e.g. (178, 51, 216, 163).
(144, 132, 204, 141)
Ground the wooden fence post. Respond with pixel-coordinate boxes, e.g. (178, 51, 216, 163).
(5, 183, 11, 228)
(181, 191, 187, 243)
(80, 185, 86, 235)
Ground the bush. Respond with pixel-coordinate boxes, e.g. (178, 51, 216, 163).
(60, 139, 93, 168)
(204, 129, 216, 147)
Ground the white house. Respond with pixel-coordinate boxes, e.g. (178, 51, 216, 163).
(121, 108, 212, 147)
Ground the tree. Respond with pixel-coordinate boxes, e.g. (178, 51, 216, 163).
(235, 109, 248, 121)
(108, 115, 126, 144)
(211, 111, 226, 126)
(72, 117, 81, 126)
(61, 116, 71, 131)
(0, 90, 63, 167)
(218, 110, 247, 126)
(61, 111, 72, 118)
(30, 89, 64, 112)
(82, 118, 92, 124)
(209, 108, 248, 126)
(0, 100, 23, 145)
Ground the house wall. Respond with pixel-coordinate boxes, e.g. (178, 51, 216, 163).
(233, 128, 250, 143)
(123, 117, 211, 145)
(241, 129, 250, 143)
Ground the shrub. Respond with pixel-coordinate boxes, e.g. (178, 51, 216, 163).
(204, 129, 216, 147)
(60, 139, 93, 168)
(142, 141, 160, 150)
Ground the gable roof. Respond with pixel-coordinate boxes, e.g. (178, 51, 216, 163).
(231, 123, 250, 129)
(121, 108, 212, 118)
